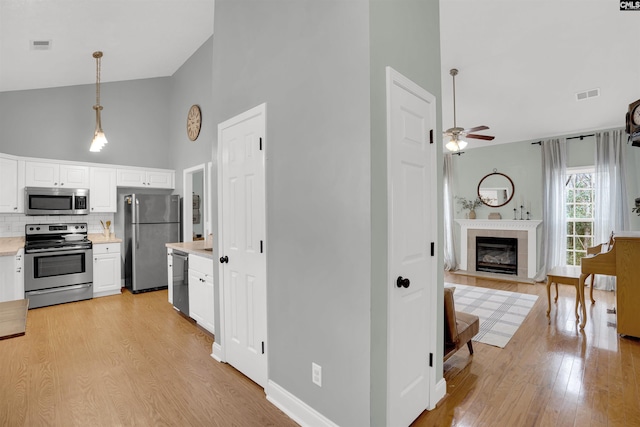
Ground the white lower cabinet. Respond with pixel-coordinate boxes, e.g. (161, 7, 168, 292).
(188, 254, 215, 334)
(93, 243, 122, 298)
(167, 249, 174, 304)
(0, 250, 24, 303)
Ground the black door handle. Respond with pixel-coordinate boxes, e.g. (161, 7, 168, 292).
(396, 276, 410, 289)
(219, 256, 228, 264)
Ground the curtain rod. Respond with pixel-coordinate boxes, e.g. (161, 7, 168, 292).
(531, 133, 596, 145)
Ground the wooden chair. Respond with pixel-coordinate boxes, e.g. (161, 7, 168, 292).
(444, 287, 480, 362)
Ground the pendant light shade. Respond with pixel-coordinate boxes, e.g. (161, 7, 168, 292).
(90, 51, 108, 152)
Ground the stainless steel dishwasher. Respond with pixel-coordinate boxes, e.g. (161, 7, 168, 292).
(171, 251, 189, 315)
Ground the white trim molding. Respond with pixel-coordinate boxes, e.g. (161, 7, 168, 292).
(266, 381, 339, 427)
(456, 219, 542, 279)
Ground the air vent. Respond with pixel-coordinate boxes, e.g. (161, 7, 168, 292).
(576, 88, 600, 101)
(30, 40, 52, 50)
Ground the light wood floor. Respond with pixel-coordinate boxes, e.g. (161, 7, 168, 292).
(413, 272, 640, 427)
(0, 289, 297, 427)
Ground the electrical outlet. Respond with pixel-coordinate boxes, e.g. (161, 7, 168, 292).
(312, 362, 322, 387)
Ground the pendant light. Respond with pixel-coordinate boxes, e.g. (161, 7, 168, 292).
(90, 51, 108, 152)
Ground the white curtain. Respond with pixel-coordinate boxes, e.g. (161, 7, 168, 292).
(534, 138, 567, 282)
(593, 129, 629, 290)
(443, 153, 457, 270)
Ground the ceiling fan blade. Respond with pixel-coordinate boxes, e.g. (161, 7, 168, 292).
(466, 133, 495, 141)
(464, 125, 489, 133)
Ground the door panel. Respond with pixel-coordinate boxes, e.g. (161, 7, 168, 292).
(219, 104, 267, 388)
(387, 68, 437, 426)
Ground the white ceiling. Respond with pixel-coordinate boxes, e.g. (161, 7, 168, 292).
(440, 1, 640, 148)
(0, 0, 215, 91)
(1, 1, 637, 148)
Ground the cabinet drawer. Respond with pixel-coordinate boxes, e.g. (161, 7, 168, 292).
(190, 254, 213, 276)
(93, 243, 121, 255)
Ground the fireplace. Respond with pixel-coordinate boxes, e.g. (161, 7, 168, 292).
(476, 236, 518, 275)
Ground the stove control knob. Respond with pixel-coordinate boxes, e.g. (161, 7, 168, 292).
(28, 227, 33, 231)
(36, 227, 40, 230)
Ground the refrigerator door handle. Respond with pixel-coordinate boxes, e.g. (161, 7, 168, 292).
(135, 198, 140, 249)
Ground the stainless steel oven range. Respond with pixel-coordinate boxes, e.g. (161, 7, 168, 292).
(24, 223, 93, 309)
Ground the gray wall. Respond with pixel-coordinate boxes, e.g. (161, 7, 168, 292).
(369, 0, 443, 424)
(168, 36, 214, 199)
(0, 78, 172, 168)
(211, 1, 371, 425)
(450, 135, 640, 268)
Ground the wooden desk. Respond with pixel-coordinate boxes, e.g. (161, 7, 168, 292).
(579, 232, 640, 336)
(0, 299, 28, 340)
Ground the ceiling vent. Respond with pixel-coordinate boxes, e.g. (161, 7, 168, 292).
(576, 88, 600, 101)
(30, 40, 52, 50)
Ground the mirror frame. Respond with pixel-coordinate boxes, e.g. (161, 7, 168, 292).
(183, 163, 208, 242)
(477, 170, 515, 208)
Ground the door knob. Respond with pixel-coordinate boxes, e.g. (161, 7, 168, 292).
(219, 256, 229, 264)
(396, 276, 410, 288)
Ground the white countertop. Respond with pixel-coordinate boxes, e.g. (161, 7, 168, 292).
(166, 241, 214, 259)
(0, 237, 25, 256)
(0, 234, 122, 256)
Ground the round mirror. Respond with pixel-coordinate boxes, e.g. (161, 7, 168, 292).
(477, 170, 514, 208)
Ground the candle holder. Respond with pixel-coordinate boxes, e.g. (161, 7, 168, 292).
(520, 205, 524, 220)
(526, 211, 531, 220)
(513, 208, 517, 220)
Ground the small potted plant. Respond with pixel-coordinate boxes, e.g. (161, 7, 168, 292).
(455, 196, 484, 219)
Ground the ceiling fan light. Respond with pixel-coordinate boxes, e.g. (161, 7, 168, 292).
(457, 139, 468, 150)
(446, 139, 460, 152)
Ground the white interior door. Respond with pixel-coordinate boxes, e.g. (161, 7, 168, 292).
(386, 67, 437, 426)
(218, 104, 267, 388)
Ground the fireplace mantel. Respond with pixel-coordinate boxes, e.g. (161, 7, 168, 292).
(455, 219, 542, 279)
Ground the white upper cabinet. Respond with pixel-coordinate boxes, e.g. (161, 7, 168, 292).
(25, 161, 89, 188)
(117, 168, 174, 189)
(89, 167, 117, 213)
(0, 156, 24, 213)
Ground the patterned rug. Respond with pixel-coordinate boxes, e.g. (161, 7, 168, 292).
(445, 283, 538, 348)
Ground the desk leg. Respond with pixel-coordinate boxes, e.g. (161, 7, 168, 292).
(579, 273, 588, 329)
(546, 278, 552, 319)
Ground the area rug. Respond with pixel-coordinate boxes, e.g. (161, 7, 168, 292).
(445, 283, 538, 348)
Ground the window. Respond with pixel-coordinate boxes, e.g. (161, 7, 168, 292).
(565, 167, 595, 265)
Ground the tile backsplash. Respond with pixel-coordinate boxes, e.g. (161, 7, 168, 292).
(0, 213, 115, 237)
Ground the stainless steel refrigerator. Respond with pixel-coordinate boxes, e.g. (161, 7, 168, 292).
(124, 194, 180, 293)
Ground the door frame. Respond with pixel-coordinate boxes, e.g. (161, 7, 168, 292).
(385, 67, 441, 422)
(214, 103, 268, 374)
(183, 163, 207, 243)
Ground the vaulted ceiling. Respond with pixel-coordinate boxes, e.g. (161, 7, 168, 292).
(1, 1, 637, 148)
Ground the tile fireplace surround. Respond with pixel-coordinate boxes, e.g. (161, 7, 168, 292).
(456, 219, 542, 279)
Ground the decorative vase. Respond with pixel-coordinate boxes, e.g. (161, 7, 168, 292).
(468, 210, 476, 219)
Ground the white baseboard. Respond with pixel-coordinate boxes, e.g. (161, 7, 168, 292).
(429, 378, 447, 410)
(266, 380, 339, 427)
(211, 342, 224, 363)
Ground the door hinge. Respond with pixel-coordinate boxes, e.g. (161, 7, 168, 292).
(429, 129, 433, 144)
(430, 242, 434, 257)
(259, 137, 263, 151)
(262, 341, 265, 354)
(260, 240, 264, 253)
(429, 353, 433, 367)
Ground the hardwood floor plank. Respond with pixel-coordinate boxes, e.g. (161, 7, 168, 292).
(0, 289, 296, 427)
(413, 273, 640, 427)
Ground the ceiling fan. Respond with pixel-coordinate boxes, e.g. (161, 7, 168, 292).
(444, 68, 495, 152)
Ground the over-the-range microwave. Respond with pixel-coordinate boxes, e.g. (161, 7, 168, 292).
(25, 187, 90, 215)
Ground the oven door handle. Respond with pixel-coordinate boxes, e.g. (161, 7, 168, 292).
(26, 283, 92, 296)
(26, 246, 90, 253)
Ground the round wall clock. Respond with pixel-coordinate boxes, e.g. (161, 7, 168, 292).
(187, 104, 202, 141)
